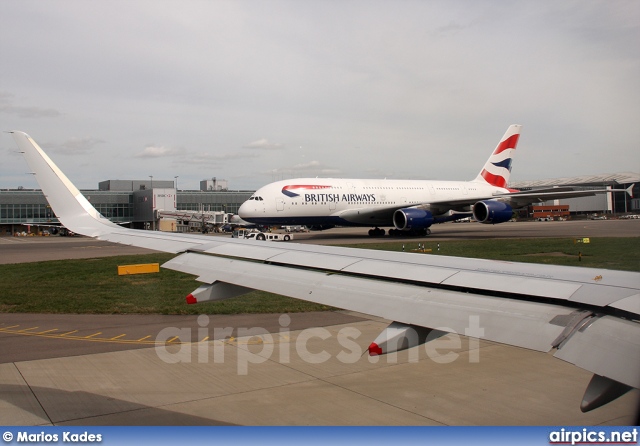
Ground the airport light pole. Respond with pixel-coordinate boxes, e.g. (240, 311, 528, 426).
(149, 175, 154, 230)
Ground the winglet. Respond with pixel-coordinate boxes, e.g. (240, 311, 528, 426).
(9, 131, 119, 237)
(473, 125, 522, 188)
(626, 184, 635, 198)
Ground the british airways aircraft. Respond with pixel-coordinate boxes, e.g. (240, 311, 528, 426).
(238, 125, 617, 236)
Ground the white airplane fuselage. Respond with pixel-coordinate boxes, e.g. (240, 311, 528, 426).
(238, 177, 508, 228)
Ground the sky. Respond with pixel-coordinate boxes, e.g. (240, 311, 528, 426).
(1, 0, 638, 191)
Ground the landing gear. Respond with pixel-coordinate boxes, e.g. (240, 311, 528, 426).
(368, 227, 386, 237)
(388, 228, 431, 237)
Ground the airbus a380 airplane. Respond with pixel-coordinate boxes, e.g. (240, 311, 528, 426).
(9, 130, 640, 413)
(238, 125, 626, 236)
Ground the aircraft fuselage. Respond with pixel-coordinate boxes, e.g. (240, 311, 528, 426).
(238, 178, 507, 228)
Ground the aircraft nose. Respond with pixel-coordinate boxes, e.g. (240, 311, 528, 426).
(238, 197, 264, 219)
(238, 200, 251, 219)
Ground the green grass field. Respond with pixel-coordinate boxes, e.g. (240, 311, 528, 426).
(1, 237, 638, 314)
(342, 236, 640, 270)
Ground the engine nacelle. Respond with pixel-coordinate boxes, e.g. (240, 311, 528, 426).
(472, 201, 513, 224)
(393, 208, 434, 231)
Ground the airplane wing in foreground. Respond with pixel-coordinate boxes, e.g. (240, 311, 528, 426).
(11, 131, 640, 412)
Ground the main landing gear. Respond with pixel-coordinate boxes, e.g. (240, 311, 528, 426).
(368, 227, 386, 237)
(367, 227, 432, 237)
(387, 228, 431, 237)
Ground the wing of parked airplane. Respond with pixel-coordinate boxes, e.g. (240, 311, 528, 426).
(10, 131, 640, 412)
(417, 187, 627, 216)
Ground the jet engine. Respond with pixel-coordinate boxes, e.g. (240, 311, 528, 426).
(472, 200, 513, 224)
(393, 208, 434, 232)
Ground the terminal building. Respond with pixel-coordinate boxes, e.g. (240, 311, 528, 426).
(0, 178, 253, 235)
(1, 172, 637, 235)
(509, 172, 639, 218)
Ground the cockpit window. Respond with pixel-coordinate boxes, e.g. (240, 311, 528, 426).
(248, 196, 263, 201)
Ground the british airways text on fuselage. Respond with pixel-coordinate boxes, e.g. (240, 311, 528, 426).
(304, 193, 376, 203)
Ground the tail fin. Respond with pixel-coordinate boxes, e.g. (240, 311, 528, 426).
(473, 124, 522, 188)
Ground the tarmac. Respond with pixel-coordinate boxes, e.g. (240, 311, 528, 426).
(2, 218, 639, 264)
(1, 220, 639, 425)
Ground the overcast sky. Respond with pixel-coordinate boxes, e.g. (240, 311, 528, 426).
(1, 1, 638, 191)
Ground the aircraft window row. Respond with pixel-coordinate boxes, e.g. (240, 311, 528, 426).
(361, 186, 425, 190)
(362, 187, 395, 190)
(300, 201, 397, 205)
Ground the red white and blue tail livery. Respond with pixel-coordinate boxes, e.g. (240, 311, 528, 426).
(474, 124, 520, 189)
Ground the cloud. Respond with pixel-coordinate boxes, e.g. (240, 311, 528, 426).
(178, 151, 259, 166)
(134, 142, 258, 168)
(362, 167, 397, 178)
(291, 160, 323, 170)
(270, 160, 342, 177)
(243, 138, 284, 150)
(135, 145, 186, 158)
(48, 136, 105, 155)
(0, 92, 62, 118)
(434, 20, 471, 36)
